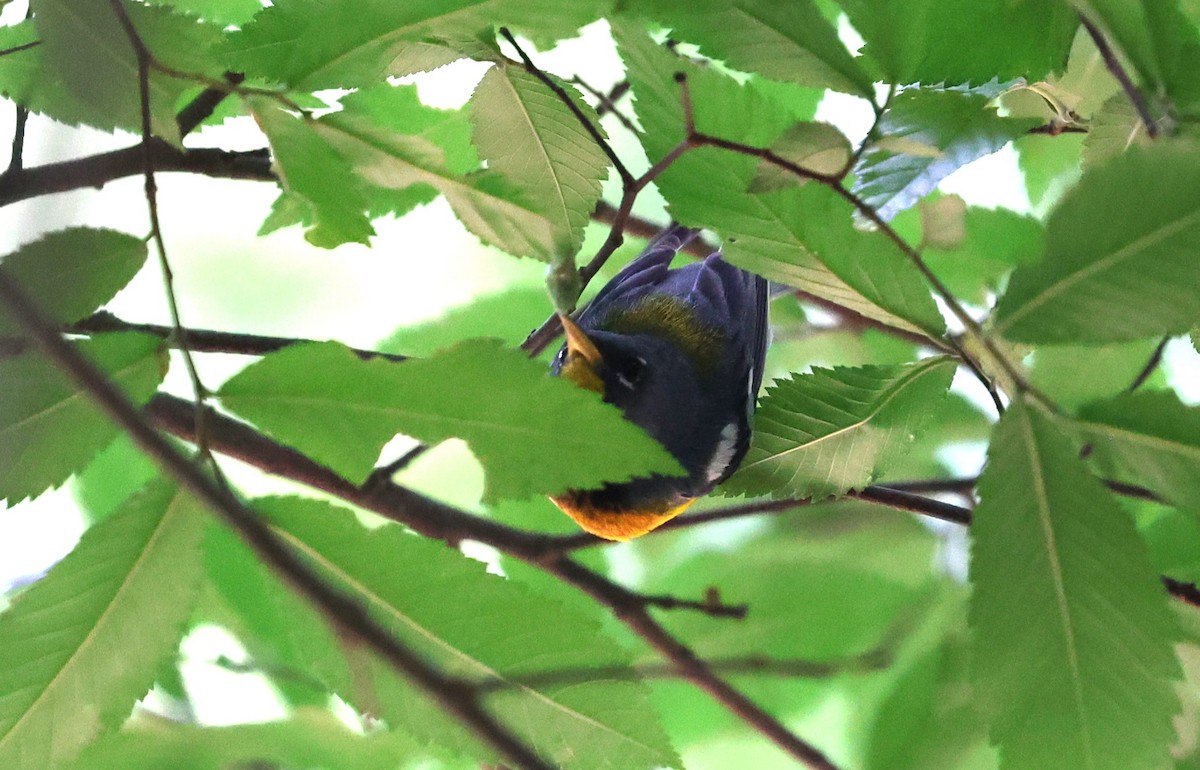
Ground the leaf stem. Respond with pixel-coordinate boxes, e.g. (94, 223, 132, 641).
(1078, 13, 1161, 139)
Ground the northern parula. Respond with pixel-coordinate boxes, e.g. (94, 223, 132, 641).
(549, 226, 769, 540)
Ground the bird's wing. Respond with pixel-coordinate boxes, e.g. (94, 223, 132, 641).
(579, 225, 699, 322)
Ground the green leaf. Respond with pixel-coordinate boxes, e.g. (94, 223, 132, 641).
(747, 121, 852, 192)
(627, 0, 873, 96)
(221, 0, 609, 90)
(72, 433, 159, 524)
(839, 0, 1077, 85)
(31, 0, 223, 141)
(1074, 390, 1200, 512)
(613, 21, 945, 337)
(1133, 501, 1200, 585)
(995, 143, 1200, 343)
(914, 204, 1043, 305)
(313, 92, 558, 259)
(205, 523, 354, 707)
(248, 99, 375, 248)
(63, 708, 418, 770)
(259, 497, 680, 769)
(381, 285, 549, 356)
(143, 0, 263, 25)
(0, 332, 166, 503)
(1015, 132, 1084, 214)
(1080, 94, 1152, 168)
(724, 357, 956, 499)
(854, 89, 1040, 221)
(1028, 338, 1167, 409)
(470, 63, 610, 255)
(0, 480, 206, 770)
(217, 339, 683, 499)
(0, 228, 148, 336)
(969, 402, 1180, 770)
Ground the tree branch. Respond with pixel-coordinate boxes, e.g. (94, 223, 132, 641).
(66, 311, 408, 361)
(1126, 336, 1170, 392)
(0, 269, 557, 770)
(145, 392, 841, 769)
(0, 144, 273, 207)
(1078, 13, 1161, 139)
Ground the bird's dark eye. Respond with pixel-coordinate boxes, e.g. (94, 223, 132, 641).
(615, 356, 646, 389)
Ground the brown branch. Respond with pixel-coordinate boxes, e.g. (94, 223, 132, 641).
(1078, 13, 1161, 139)
(541, 556, 841, 770)
(0, 270, 557, 770)
(1127, 336, 1170, 392)
(176, 72, 246, 136)
(146, 393, 840, 769)
(573, 76, 637, 133)
(0, 39, 39, 58)
(66, 312, 408, 361)
(1027, 123, 1089, 136)
(109, 0, 220, 477)
(1164, 577, 1200, 609)
(640, 592, 748, 619)
(475, 651, 884, 693)
(8, 104, 28, 173)
(0, 144, 273, 207)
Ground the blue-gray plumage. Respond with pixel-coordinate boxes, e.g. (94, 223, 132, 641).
(549, 226, 769, 540)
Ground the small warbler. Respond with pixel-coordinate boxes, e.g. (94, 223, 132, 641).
(549, 226, 769, 540)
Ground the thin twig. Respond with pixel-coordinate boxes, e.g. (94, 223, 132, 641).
(640, 592, 748, 619)
(176, 72, 246, 136)
(573, 76, 638, 133)
(0, 270, 557, 770)
(474, 651, 884, 693)
(1127, 336, 1170, 392)
(1078, 13, 1160, 139)
(0, 40, 39, 59)
(8, 104, 28, 173)
(1164, 577, 1200, 609)
(848, 83, 896, 170)
(109, 0, 221, 480)
(541, 555, 842, 770)
(1027, 123, 1089, 135)
(362, 444, 431, 491)
(499, 27, 634, 188)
